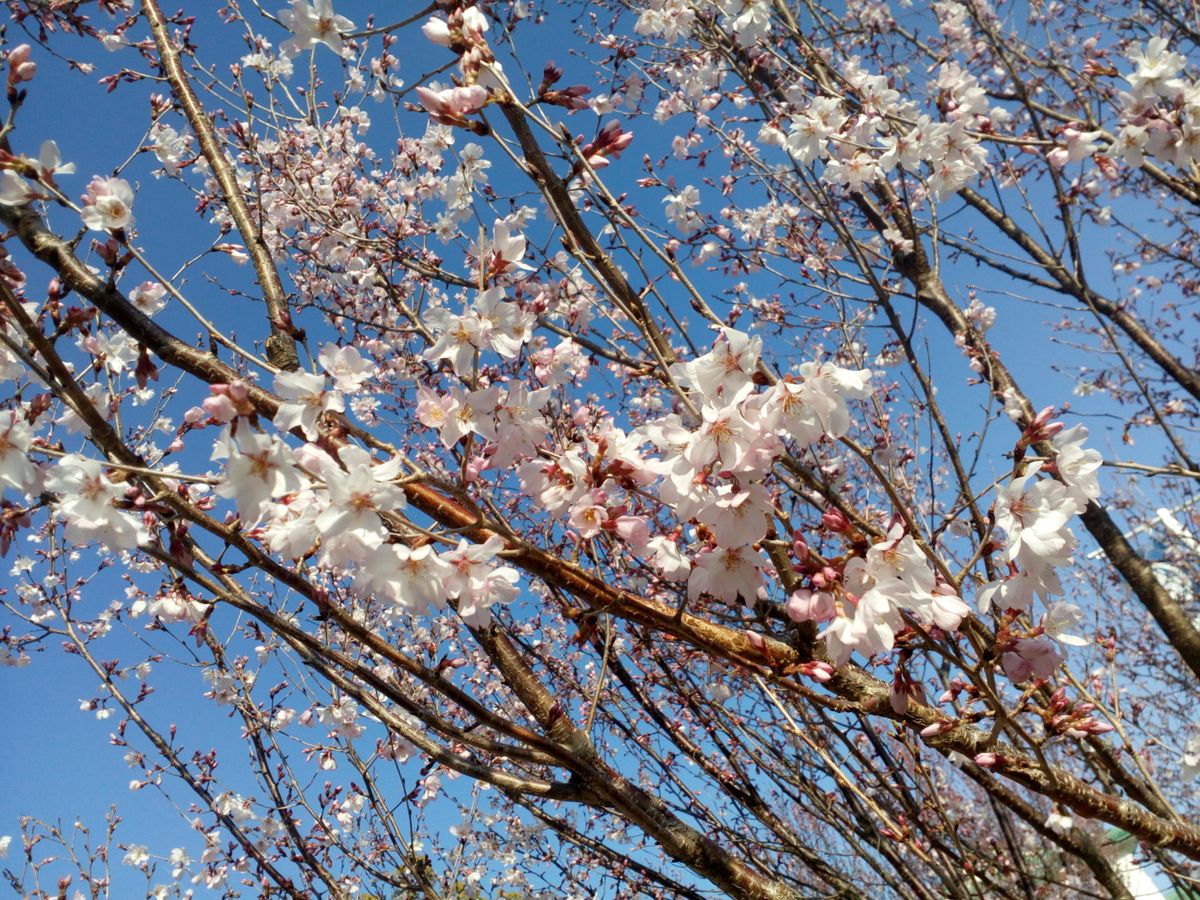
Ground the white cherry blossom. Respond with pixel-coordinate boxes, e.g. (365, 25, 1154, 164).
(441, 536, 521, 626)
(1043, 602, 1089, 647)
(663, 184, 702, 233)
(80, 176, 134, 232)
(646, 535, 691, 581)
(695, 482, 770, 548)
(272, 370, 344, 440)
(313, 445, 405, 537)
(0, 410, 37, 494)
(318, 344, 376, 393)
(671, 328, 761, 401)
(357, 543, 452, 614)
(46, 454, 148, 550)
(1052, 424, 1102, 505)
(214, 428, 302, 523)
(1125, 37, 1187, 100)
(279, 0, 354, 57)
(995, 470, 1079, 575)
(688, 545, 763, 605)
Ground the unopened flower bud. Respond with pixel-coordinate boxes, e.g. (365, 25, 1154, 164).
(821, 507, 851, 534)
(7, 44, 36, 86)
(791, 532, 810, 564)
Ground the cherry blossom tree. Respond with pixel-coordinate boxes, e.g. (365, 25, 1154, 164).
(1, 0, 1198, 897)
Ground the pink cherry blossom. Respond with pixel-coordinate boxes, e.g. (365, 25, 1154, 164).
(129, 281, 167, 315)
(785, 588, 835, 624)
(415, 85, 489, 127)
(1001, 637, 1064, 683)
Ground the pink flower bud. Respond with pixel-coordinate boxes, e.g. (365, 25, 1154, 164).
(791, 533, 810, 564)
(784, 588, 834, 624)
(7, 44, 35, 86)
(796, 661, 834, 682)
(464, 454, 488, 482)
(415, 84, 488, 126)
(821, 508, 851, 533)
(1023, 405, 1064, 442)
(743, 629, 766, 651)
(202, 394, 237, 423)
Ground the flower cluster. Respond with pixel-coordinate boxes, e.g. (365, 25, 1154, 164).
(762, 60, 996, 200)
(791, 523, 970, 666)
(977, 421, 1102, 680)
(508, 328, 883, 623)
(1109, 37, 1200, 169)
(422, 284, 534, 377)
